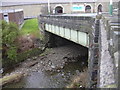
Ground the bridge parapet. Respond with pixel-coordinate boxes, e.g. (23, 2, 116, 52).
(38, 14, 95, 33)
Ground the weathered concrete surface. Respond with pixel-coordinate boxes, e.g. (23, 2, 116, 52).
(99, 19, 116, 88)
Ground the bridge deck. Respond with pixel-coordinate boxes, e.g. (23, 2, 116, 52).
(38, 14, 96, 48)
(50, 13, 97, 17)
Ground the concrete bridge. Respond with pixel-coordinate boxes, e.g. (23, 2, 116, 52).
(38, 12, 119, 88)
(38, 13, 97, 48)
(38, 13, 100, 88)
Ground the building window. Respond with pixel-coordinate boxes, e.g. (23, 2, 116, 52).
(98, 4, 102, 13)
(85, 5, 91, 13)
(55, 6, 63, 14)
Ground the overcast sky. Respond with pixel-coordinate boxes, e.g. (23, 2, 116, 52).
(1, 0, 119, 3)
(1, 0, 47, 2)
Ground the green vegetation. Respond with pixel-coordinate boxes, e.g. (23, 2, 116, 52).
(20, 19, 40, 38)
(1, 19, 42, 70)
(17, 48, 42, 62)
(2, 21, 19, 62)
(3, 47, 42, 70)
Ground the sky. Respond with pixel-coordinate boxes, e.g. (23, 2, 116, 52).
(1, 0, 93, 2)
(1, 0, 47, 2)
(1, 0, 119, 3)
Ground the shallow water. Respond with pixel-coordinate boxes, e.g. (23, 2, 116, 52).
(4, 60, 87, 88)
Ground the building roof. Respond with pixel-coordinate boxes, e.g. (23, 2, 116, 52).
(1, 0, 95, 6)
(0, 9, 23, 13)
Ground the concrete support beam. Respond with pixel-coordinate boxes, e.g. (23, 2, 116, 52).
(45, 24, 89, 48)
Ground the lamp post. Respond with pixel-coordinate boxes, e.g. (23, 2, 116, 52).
(109, 0, 113, 16)
(48, 0, 50, 14)
(70, 0, 72, 13)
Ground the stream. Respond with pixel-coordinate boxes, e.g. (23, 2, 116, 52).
(4, 61, 87, 88)
(3, 44, 88, 88)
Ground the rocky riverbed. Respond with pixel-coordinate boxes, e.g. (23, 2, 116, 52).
(3, 43, 88, 88)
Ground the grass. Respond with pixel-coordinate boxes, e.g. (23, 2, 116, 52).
(20, 18, 40, 38)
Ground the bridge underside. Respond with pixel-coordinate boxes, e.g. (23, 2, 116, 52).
(45, 24, 89, 48)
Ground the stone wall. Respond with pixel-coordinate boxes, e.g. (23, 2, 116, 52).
(100, 12, 119, 88)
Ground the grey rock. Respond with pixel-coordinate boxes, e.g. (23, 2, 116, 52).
(76, 70, 80, 75)
(57, 70, 60, 72)
(61, 73, 64, 76)
(27, 58, 31, 61)
(51, 65, 55, 69)
(60, 66, 63, 69)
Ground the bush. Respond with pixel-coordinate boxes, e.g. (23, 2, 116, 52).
(1, 20, 8, 30)
(2, 22, 19, 45)
(2, 21, 43, 70)
(2, 21, 19, 67)
(17, 48, 42, 62)
(3, 48, 42, 70)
